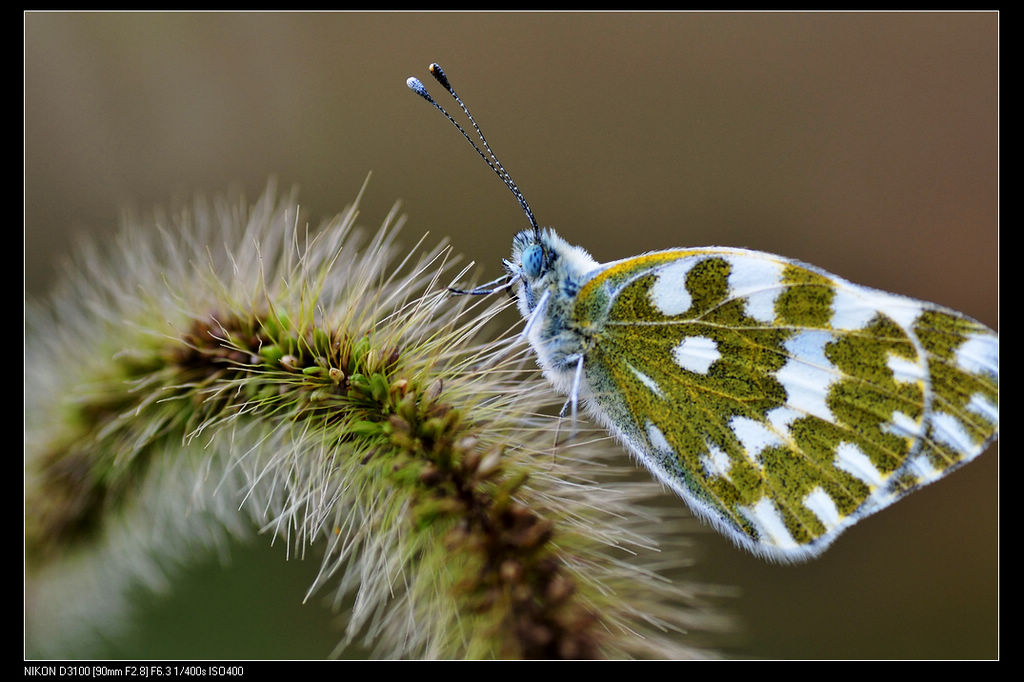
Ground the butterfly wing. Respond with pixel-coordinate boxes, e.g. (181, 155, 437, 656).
(574, 248, 998, 561)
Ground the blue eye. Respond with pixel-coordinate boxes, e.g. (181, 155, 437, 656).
(522, 244, 544, 278)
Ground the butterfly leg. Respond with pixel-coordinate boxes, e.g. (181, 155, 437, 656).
(448, 272, 514, 296)
(562, 353, 585, 439)
(519, 289, 551, 342)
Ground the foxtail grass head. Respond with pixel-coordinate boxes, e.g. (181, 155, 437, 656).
(25, 183, 727, 659)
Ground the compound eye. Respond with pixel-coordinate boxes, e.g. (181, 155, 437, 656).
(521, 243, 544, 278)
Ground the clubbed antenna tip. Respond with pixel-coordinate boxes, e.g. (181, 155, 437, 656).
(405, 63, 540, 236)
(406, 77, 431, 101)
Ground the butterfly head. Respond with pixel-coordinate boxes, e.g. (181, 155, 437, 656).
(506, 228, 598, 322)
(506, 228, 553, 316)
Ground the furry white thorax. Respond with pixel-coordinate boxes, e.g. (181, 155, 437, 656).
(508, 228, 599, 396)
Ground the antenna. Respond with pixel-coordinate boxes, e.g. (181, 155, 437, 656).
(407, 63, 541, 237)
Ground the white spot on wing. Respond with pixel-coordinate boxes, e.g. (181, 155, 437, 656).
(741, 498, 798, 550)
(906, 453, 940, 481)
(803, 487, 842, 528)
(966, 392, 998, 424)
(726, 255, 784, 323)
(649, 258, 695, 316)
(883, 411, 925, 440)
(700, 442, 732, 480)
(887, 353, 925, 384)
(831, 285, 922, 331)
(646, 422, 673, 455)
(883, 298, 926, 330)
(729, 416, 783, 458)
(775, 330, 837, 423)
(956, 332, 998, 377)
(829, 285, 878, 331)
(834, 441, 885, 487)
(628, 363, 665, 399)
(673, 336, 720, 374)
(930, 411, 975, 454)
(766, 406, 802, 435)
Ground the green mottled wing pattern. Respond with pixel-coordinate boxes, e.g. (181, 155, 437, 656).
(574, 248, 997, 560)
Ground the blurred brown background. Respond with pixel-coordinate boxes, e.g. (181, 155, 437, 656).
(25, 12, 997, 659)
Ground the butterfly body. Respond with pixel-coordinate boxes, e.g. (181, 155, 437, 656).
(408, 63, 998, 561)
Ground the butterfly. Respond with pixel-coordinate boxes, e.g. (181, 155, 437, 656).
(407, 64, 998, 561)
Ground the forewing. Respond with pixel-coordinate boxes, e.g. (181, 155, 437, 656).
(575, 249, 998, 560)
